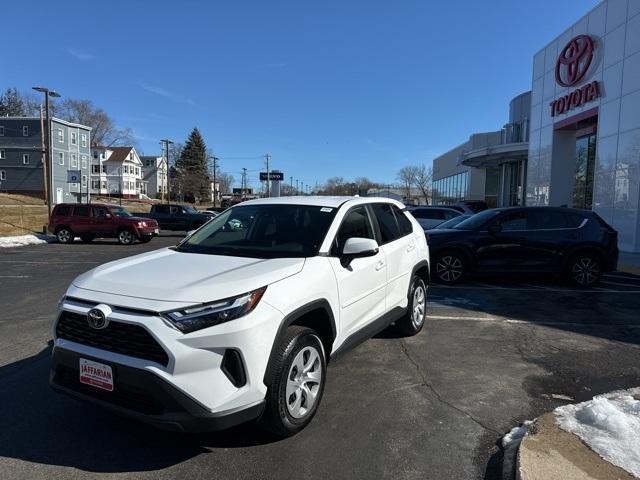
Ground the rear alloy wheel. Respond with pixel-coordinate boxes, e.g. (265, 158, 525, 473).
(117, 229, 135, 245)
(396, 275, 427, 336)
(434, 253, 465, 284)
(569, 255, 601, 287)
(56, 227, 73, 244)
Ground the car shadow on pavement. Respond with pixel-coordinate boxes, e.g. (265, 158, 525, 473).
(0, 342, 278, 473)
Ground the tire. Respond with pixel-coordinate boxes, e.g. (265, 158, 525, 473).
(56, 227, 73, 244)
(567, 253, 602, 287)
(396, 275, 427, 336)
(433, 251, 466, 284)
(117, 228, 135, 245)
(80, 235, 94, 243)
(260, 326, 327, 437)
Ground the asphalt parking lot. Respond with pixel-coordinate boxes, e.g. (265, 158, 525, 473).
(1, 235, 640, 479)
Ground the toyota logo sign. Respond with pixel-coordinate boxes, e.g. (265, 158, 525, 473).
(87, 308, 109, 330)
(555, 35, 594, 87)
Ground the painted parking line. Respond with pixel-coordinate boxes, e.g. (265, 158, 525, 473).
(0, 275, 31, 278)
(427, 314, 640, 328)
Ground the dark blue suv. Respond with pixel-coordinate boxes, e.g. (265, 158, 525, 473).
(427, 207, 618, 287)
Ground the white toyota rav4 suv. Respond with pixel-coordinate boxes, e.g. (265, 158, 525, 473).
(50, 196, 430, 436)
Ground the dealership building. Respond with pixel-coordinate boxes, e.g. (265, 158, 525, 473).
(432, 0, 640, 253)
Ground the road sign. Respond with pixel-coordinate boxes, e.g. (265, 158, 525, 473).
(259, 172, 284, 181)
(67, 170, 81, 183)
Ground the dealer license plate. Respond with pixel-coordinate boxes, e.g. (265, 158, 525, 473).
(79, 358, 114, 392)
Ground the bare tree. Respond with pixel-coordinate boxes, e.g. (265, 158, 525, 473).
(413, 165, 433, 205)
(54, 99, 134, 146)
(397, 166, 419, 201)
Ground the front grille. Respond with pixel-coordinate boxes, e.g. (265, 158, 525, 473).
(55, 364, 164, 415)
(56, 311, 169, 366)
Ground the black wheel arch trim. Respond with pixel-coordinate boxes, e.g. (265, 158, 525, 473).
(262, 299, 337, 386)
(411, 260, 430, 285)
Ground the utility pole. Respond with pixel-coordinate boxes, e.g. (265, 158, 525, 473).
(160, 139, 173, 203)
(241, 167, 247, 200)
(296, 179, 299, 195)
(211, 155, 219, 208)
(290, 176, 293, 196)
(265, 153, 271, 197)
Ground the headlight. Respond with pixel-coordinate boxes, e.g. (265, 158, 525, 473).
(161, 286, 267, 333)
(138, 221, 147, 227)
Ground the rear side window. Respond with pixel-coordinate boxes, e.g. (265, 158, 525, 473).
(334, 207, 375, 253)
(73, 206, 90, 217)
(565, 212, 587, 228)
(528, 210, 570, 230)
(394, 208, 414, 235)
(371, 203, 402, 244)
(411, 208, 444, 220)
(55, 205, 70, 216)
(92, 206, 109, 217)
(442, 210, 459, 220)
(155, 205, 170, 214)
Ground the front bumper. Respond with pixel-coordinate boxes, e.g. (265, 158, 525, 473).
(136, 226, 159, 237)
(50, 348, 264, 432)
(51, 293, 283, 430)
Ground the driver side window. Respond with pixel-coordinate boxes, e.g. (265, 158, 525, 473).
(497, 211, 527, 231)
(333, 207, 374, 254)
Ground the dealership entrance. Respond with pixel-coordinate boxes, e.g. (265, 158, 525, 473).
(573, 132, 596, 210)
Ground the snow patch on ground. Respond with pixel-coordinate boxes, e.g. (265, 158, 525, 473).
(0, 234, 51, 248)
(555, 387, 640, 478)
(502, 420, 533, 448)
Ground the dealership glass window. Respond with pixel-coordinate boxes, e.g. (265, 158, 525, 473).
(71, 132, 77, 145)
(23, 154, 30, 165)
(573, 134, 597, 210)
(58, 129, 64, 142)
(22, 126, 29, 136)
(0, 170, 5, 180)
(58, 152, 64, 165)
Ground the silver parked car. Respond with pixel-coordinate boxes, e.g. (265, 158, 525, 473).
(407, 206, 462, 230)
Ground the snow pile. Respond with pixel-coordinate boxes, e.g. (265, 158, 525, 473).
(502, 420, 533, 448)
(555, 388, 640, 478)
(0, 234, 50, 248)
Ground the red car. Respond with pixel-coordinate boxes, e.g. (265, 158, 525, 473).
(49, 204, 160, 245)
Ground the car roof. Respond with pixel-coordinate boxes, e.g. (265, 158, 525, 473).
(491, 206, 592, 214)
(408, 205, 460, 211)
(239, 195, 405, 209)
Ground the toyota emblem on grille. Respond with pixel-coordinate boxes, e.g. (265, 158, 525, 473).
(87, 308, 109, 330)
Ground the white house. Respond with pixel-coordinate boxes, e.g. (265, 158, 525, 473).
(141, 156, 168, 199)
(90, 146, 147, 198)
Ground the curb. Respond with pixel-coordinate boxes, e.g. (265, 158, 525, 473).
(516, 413, 635, 480)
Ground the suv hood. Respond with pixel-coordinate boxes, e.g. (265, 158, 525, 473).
(72, 248, 304, 304)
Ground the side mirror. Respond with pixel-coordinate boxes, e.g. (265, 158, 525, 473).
(340, 237, 379, 267)
(488, 224, 502, 235)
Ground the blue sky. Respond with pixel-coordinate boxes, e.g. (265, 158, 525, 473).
(4, 0, 599, 190)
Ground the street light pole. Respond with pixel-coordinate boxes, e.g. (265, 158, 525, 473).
(32, 86, 61, 221)
(160, 139, 173, 204)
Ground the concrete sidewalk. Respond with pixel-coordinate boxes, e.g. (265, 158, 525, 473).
(518, 413, 636, 480)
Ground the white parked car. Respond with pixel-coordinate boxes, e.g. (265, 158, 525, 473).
(50, 196, 430, 436)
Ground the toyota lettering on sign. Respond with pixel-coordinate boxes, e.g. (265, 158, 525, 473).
(549, 34, 601, 117)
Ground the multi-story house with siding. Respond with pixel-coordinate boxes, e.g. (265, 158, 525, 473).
(0, 116, 91, 204)
(141, 155, 167, 198)
(90, 146, 147, 198)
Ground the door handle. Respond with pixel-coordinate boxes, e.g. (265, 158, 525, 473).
(406, 243, 416, 252)
(375, 260, 385, 271)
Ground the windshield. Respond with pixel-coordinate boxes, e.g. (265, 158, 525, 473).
(111, 207, 133, 218)
(177, 204, 338, 258)
(453, 209, 501, 230)
(437, 214, 471, 229)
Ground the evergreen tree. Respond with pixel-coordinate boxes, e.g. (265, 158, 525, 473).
(175, 128, 209, 202)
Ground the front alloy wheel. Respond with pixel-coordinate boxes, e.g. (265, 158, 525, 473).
(117, 229, 135, 245)
(435, 253, 465, 284)
(570, 256, 601, 287)
(56, 228, 73, 244)
(261, 326, 326, 437)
